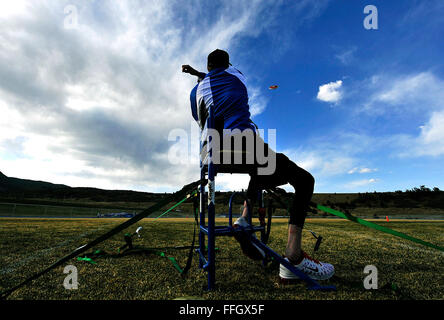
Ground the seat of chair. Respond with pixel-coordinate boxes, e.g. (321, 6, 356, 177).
(201, 149, 256, 175)
(202, 163, 254, 175)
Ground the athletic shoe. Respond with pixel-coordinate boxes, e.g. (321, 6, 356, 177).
(279, 251, 334, 281)
(233, 216, 249, 228)
(233, 217, 265, 261)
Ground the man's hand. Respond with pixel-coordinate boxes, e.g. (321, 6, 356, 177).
(182, 65, 198, 76)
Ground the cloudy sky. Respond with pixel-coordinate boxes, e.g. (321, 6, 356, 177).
(1, 0, 443, 193)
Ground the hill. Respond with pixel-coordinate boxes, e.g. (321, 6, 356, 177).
(1, 172, 443, 217)
(0, 171, 69, 192)
(0, 171, 167, 209)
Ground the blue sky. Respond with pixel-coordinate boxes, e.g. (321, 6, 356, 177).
(0, 0, 443, 193)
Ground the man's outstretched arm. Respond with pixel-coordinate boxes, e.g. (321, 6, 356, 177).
(182, 65, 206, 81)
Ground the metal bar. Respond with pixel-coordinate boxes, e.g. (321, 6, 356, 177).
(195, 248, 208, 268)
(200, 225, 264, 236)
(228, 192, 247, 226)
(249, 236, 336, 291)
(0, 181, 202, 299)
(199, 166, 206, 268)
(207, 104, 216, 290)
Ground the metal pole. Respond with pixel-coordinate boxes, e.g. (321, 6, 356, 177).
(199, 143, 206, 269)
(207, 104, 216, 290)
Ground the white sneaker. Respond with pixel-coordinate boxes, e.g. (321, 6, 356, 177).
(234, 216, 249, 228)
(233, 216, 265, 261)
(279, 251, 334, 281)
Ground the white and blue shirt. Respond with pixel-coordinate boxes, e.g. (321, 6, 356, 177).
(190, 66, 255, 132)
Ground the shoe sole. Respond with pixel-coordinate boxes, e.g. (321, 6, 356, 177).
(279, 266, 335, 281)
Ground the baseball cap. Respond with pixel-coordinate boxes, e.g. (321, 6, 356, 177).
(208, 49, 232, 68)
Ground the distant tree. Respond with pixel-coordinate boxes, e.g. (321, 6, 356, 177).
(433, 187, 440, 192)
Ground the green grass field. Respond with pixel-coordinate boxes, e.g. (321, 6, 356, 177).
(1, 217, 443, 300)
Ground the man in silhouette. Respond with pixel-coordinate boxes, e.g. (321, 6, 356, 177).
(182, 49, 334, 281)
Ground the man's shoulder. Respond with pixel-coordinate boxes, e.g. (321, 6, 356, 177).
(202, 67, 246, 89)
(190, 83, 198, 96)
(223, 67, 246, 87)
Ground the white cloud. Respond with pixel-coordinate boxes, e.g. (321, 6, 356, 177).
(335, 47, 357, 65)
(0, 1, 29, 18)
(348, 167, 378, 174)
(396, 110, 444, 157)
(0, 0, 329, 192)
(362, 72, 444, 115)
(248, 86, 269, 117)
(347, 168, 358, 174)
(276, 131, 387, 192)
(345, 178, 378, 189)
(316, 80, 343, 104)
(417, 110, 444, 154)
(284, 147, 356, 178)
(377, 73, 439, 104)
(355, 71, 444, 158)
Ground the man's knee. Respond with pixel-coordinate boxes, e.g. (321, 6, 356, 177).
(306, 171, 315, 189)
(288, 162, 314, 189)
(297, 170, 314, 195)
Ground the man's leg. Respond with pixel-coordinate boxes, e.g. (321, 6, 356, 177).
(266, 156, 334, 281)
(236, 143, 334, 280)
(246, 153, 314, 262)
(286, 225, 303, 262)
(285, 159, 315, 262)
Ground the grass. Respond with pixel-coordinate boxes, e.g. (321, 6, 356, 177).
(0, 217, 443, 300)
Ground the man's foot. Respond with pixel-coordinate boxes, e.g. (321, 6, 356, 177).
(279, 251, 334, 281)
(233, 217, 265, 261)
(233, 216, 249, 228)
